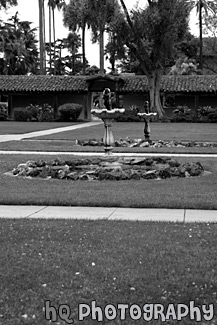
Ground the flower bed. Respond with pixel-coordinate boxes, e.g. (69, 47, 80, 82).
(6, 157, 204, 181)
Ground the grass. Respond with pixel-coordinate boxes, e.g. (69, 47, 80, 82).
(0, 218, 217, 325)
(0, 122, 216, 153)
(0, 122, 217, 208)
(1, 140, 217, 153)
(0, 121, 85, 135)
(29, 122, 217, 142)
(1, 154, 217, 209)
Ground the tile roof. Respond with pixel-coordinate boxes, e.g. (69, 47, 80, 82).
(0, 74, 217, 93)
(120, 75, 217, 93)
(0, 75, 88, 93)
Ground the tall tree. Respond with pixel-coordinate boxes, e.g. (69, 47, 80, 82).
(38, 0, 46, 74)
(87, 0, 120, 74)
(105, 5, 126, 72)
(65, 32, 81, 74)
(0, 13, 39, 74)
(48, 0, 65, 74)
(48, 0, 52, 73)
(119, 0, 190, 118)
(190, 0, 216, 72)
(63, 0, 91, 75)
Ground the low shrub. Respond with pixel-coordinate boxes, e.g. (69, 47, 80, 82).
(115, 105, 141, 122)
(57, 103, 82, 122)
(0, 111, 7, 121)
(14, 108, 31, 121)
(26, 104, 40, 121)
(197, 106, 217, 123)
(171, 105, 198, 122)
(26, 104, 54, 122)
(0, 103, 8, 121)
(170, 105, 217, 123)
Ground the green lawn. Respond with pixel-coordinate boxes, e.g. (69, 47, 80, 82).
(0, 218, 217, 325)
(29, 122, 217, 142)
(1, 139, 217, 153)
(0, 122, 216, 153)
(0, 121, 85, 134)
(1, 154, 217, 209)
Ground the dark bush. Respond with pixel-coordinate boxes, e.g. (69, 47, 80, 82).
(171, 105, 198, 122)
(115, 105, 141, 122)
(197, 106, 217, 123)
(0, 102, 8, 120)
(0, 111, 7, 121)
(57, 103, 82, 122)
(26, 104, 40, 121)
(26, 103, 54, 122)
(14, 108, 31, 121)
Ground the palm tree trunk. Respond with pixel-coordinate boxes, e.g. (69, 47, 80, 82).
(52, 6, 56, 75)
(39, 0, 44, 74)
(82, 22, 86, 75)
(42, 0, 46, 73)
(199, 0, 203, 73)
(49, 2, 52, 74)
(99, 28, 104, 74)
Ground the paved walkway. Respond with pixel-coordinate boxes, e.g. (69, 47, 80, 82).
(0, 206, 216, 222)
(1, 150, 217, 158)
(0, 121, 102, 143)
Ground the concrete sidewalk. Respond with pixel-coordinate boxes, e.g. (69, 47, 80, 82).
(0, 121, 102, 143)
(1, 150, 217, 158)
(0, 206, 216, 222)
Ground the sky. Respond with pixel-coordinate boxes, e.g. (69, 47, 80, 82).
(1, 0, 198, 71)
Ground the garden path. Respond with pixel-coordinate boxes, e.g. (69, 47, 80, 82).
(0, 121, 102, 143)
(0, 205, 216, 222)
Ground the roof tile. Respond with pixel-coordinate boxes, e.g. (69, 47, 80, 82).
(0, 75, 217, 93)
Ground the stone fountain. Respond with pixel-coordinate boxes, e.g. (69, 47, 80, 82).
(91, 88, 125, 155)
(137, 101, 157, 143)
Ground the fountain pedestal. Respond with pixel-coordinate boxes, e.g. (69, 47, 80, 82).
(91, 108, 125, 155)
(137, 112, 157, 143)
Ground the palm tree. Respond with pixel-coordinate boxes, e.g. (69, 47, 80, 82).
(87, 0, 120, 74)
(38, 0, 46, 74)
(48, 0, 52, 73)
(191, 0, 216, 72)
(48, 0, 65, 74)
(63, 0, 91, 75)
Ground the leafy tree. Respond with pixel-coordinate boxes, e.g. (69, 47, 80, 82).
(45, 34, 85, 75)
(0, 0, 17, 9)
(105, 7, 127, 73)
(176, 32, 199, 60)
(169, 56, 199, 74)
(202, 8, 217, 73)
(119, 0, 190, 118)
(64, 32, 83, 74)
(0, 13, 39, 74)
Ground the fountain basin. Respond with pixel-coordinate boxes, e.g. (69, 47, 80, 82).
(91, 108, 125, 119)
